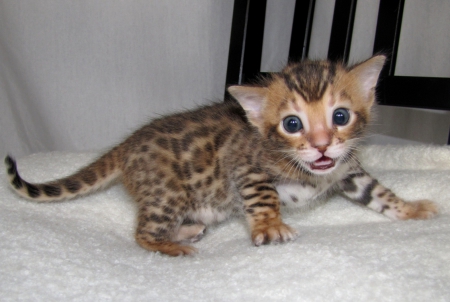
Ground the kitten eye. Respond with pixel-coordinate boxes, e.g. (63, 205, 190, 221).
(283, 116, 303, 133)
(333, 108, 350, 126)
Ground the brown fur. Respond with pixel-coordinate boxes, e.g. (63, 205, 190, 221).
(5, 55, 438, 256)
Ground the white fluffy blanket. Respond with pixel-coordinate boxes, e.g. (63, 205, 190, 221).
(1, 145, 450, 301)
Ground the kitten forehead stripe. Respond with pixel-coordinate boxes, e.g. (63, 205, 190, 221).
(281, 60, 337, 102)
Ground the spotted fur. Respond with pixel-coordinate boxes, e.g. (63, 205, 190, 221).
(5, 55, 438, 256)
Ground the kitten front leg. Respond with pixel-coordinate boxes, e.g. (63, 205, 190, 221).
(339, 169, 438, 220)
(239, 179, 297, 245)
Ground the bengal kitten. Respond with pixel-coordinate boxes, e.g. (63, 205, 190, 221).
(5, 55, 438, 256)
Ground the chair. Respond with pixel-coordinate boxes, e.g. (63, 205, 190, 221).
(225, 0, 450, 144)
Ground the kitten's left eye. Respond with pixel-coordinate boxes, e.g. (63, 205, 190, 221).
(333, 108, 350, 126)
(283, 116, 303, 133)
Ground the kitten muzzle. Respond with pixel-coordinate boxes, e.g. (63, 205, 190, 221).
(310, 156, 335, 170)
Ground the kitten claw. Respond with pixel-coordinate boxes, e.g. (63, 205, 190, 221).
(252, 223, 297, 246)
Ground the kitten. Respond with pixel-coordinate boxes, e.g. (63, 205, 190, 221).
(5, 55, 438, 256)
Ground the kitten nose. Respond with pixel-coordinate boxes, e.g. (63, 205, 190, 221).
(310, 129, 331, 153)
(316, 145, 328, 154)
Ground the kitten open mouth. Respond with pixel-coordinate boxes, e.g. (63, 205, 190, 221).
(310, 156, 335, 170)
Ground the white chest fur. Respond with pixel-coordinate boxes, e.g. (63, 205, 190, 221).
(275, 181, 330, 208)
(275, 163, 349, 208)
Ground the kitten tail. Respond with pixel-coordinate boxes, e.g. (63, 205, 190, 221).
(4, 149, 122, 202)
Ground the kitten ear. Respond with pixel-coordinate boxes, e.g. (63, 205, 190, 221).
(349, 55, 386, 100)
(227, 86, 267, 125)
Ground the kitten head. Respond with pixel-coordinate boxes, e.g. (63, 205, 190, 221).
(228, 55, 386, 175)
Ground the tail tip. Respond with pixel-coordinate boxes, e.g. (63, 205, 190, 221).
(5, 155, 17, 175)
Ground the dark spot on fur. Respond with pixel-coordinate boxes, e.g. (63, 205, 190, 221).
(378, 191, 388, 198)
(290, 195, 299, 203)
(163, 206, 175, 215)
(153, 117, 186, 134)
(171, 138, 182, 160)
(194, 180, 202, 189)
(182, 161, 192, 180)
(204, 143, 214, 166)
(380, 205, 390, 213)
(141, 145, 149, 153)
(213, 160, 221, 179)
(340, 177, 357, 192)
(182, 128, 211, 151)
(257, 185, 277, 192)
(80, 169, 97, 186)
(171, 162, 184, 180)
(149, 213, 164, 223)
(182, 184, 194, 194)
(166, 179, 180, 191)
(161, 215, 172, 222)
(168, 198, 178, 207)
(149, 199, 162, 207)
(5, 156, 17, 175)
(205, 176, 213, 186)
(12, 175, 23, 189)
(64, 179, 81, 193)
(26, 184, 41, 198)
(214, 128, 232, 151)
(155, 138, 169, 150)
(153, 188, 164, 197)
(357, 179, 378, 205)
(155, 227, 169, 236)
(249, 202, 276, 209)
(243, 193, 260, 200)
(245, 154, 253, 165)
(181, 134, 193, 152)
(242, 181, 268, 190)
(43, 185, 62, 197)
(98, 161, 107, 178)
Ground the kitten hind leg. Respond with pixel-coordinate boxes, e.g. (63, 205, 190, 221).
(134, 198, 197, 256)
(135, 237, 197, 256)
(135, 220, 198, 256)
(174, 223, 206, 243)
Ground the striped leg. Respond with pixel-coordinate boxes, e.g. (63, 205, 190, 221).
(239, 177, 297, 246)
(339, 169, 438, 220)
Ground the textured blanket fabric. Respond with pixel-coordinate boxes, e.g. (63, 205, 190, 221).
(1, 145, 450, 301)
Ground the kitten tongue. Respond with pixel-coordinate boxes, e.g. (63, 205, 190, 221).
(311, 156, 335, 170)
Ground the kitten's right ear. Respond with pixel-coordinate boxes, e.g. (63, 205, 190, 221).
(348, 55, 386, 101)
(227, 86, 267, 124)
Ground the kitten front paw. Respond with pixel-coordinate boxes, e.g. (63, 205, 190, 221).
(397, 199, 439, 220)
(251, 221, 297, 246)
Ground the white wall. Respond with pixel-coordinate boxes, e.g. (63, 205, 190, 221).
(0, 0, 234, 157)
